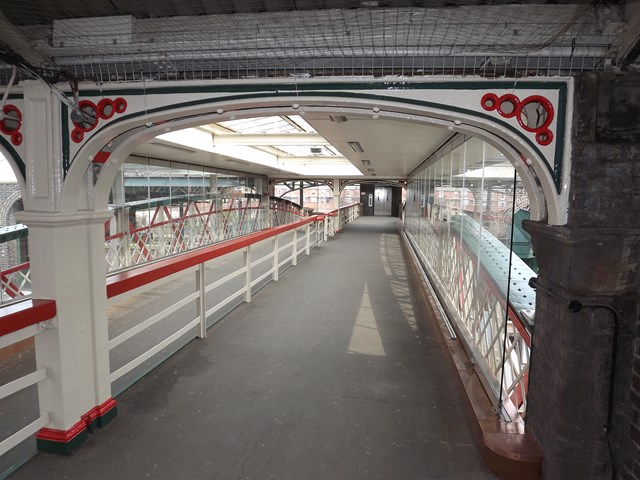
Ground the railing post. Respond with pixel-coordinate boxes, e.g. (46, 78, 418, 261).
(324, 216, 329, 242)
(272, 235, 279, 281)
(305, 224, 310, 255)
(244, 245, 252, 302)
(292, 228, 298, 266)
(196, 263, 206, 338)
(315, 219, 321, 247)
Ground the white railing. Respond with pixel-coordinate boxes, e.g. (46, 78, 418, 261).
(0, 201, 360, 474)
(406, 214, 533, 421)
(106, 216, 326, 393)
(323, 203, 361, 238)
(0, 301, 56, 461)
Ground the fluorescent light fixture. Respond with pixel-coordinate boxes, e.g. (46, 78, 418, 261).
(329, 115, 348, 123)
(361, 159, 371, 166)
(348, 141, 364, 153)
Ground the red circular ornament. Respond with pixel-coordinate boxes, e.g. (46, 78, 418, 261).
(114, 97, 127, 114)
(73, 100, 99, 132)
(71, 128, 84, 143)
(497, 94, 520, 118)
(535, 129, 553, 146)
(516, 95, 554, 133)
(481, 93, 499, 111)
(11, 132, 23, 146)
(0, 104, 22, 135)
(98, 98, 115, 120)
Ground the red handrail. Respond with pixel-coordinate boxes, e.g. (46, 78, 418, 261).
(107, 215, 323, 298)
(0, 299, 57, 337)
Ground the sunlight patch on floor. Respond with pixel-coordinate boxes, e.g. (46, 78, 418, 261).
(346, 283, 386, 357)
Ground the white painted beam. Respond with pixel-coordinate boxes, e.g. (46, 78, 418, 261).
(213, 133, 329, 145)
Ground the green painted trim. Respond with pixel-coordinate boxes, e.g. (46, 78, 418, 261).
(76, 79, 569, 97)
(553, 83, 568, 193)
(61, 103, 70, 176)
(0, 136, 25, 181)
(82, 90, 557, 178)
(36, 430, 88, 456)
(98, 406, 117, 428)
(86, 417, 100, 433)
(69, 81, 568, 192)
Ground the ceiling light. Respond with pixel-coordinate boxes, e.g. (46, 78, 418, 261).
(361, 159, 371, 166)
(367, 168, 374, 172)
(348, 141, 364, 153)
(329, 115, 348, 123)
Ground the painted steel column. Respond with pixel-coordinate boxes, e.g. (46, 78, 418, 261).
(15, 82, 115, 454)
(16, 210, 116, 454)
(20, 80, 65, 213)
(333, 179, 340, 229)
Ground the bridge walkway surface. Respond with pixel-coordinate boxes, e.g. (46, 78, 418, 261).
(11, 216, 498, 480)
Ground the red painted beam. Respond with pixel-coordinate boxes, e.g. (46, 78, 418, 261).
(0, 299, 57, 336)
(107, 216, 322, 298)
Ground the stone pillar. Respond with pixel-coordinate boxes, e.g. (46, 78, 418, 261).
(524, 72, 640, 479)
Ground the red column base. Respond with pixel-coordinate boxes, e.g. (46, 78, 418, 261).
(36, 398, 118, 455)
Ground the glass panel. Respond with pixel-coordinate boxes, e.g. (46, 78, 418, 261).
(404, 135, 535, 419)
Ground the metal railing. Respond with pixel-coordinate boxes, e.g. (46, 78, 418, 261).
(323, 203, 361, 238)
(107, 202, 360, 393)
(0, 197, 308, 300)
(406, 213, 533, 421)
(105, 196, 306, 273)
(0, 201, 360, 475)
(0, 300, 56, 470)
(1, 262, 30, 303)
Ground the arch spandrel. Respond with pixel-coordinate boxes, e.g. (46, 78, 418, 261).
(61, 78, 571, 225)
(0, 92, 27, 196)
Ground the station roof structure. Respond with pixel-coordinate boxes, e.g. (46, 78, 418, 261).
(0, 0, 638, 180)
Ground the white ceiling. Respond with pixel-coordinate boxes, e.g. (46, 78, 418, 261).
(306, 113, 450, 178)
(130, 112, 452, 180)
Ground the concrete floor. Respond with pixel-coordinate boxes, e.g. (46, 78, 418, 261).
(10, 217, 497, 480)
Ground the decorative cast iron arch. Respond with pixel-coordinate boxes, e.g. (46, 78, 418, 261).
(59, 79, 569, 225)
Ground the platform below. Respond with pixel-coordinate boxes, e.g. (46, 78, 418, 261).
(11, 217, 498, 480)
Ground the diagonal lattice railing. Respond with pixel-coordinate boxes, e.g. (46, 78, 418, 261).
(406, 213, 533, 421)
(105, 196, 306, 273)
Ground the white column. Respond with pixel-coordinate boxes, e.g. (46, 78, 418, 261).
(333, 179, 340, 212)
(333, 179, 341, 230)
(16, 210, 114, 436)
(21, 81, 65, 212)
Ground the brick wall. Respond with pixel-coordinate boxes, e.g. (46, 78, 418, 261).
(573, 73, 640, 480)
(524, 72, 640, 480)
(627, 322, 640, 479)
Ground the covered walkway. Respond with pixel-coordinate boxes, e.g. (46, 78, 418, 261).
(10, 217, 496, 480)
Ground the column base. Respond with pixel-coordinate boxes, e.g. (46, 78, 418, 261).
(36, 420, 88, 455)
(36, 398, 118, 455)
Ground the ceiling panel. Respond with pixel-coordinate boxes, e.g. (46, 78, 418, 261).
(305, 113, 451, 178)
